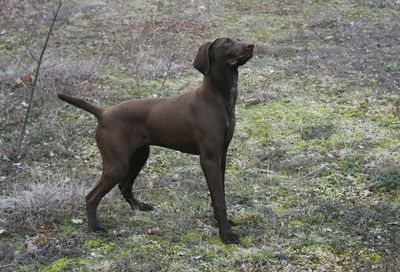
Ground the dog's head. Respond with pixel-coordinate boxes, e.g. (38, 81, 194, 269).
(193, 37, 254, 75)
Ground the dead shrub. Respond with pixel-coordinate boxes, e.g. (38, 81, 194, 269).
(365, 153, 400, 191)
(0, 180, 87, 233)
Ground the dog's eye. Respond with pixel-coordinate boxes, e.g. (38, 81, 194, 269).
(224, 39, 232, 46)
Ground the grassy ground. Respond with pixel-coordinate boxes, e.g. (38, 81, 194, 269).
(1, 0, 399, 271)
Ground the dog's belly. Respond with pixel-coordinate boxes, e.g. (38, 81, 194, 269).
(146, 124, 200, 155)
(149, 129, 200, 155)
(153, 141, 199, 155)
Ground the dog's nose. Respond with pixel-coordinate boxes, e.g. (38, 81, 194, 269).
(246, 44, 254, 50)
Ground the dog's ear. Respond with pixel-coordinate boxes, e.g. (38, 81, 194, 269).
(193, 42, 212, 75)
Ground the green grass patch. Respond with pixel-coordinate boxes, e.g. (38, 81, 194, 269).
(41, 257, 86, 272)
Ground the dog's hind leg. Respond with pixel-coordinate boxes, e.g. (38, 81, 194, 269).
(86, 130, 140, 232)
(86, 160, 130, 232)
(118, 145, 154, 211)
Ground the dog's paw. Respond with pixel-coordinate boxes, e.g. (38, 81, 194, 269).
(137, 202, 154, 212)
(90, 225, 107, 233)
(221, 232, 240, 244)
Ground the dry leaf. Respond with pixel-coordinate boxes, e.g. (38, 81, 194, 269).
(16, 74, 33, 85)
(147, 227, 160, 235)
(359, 189, 373, 198)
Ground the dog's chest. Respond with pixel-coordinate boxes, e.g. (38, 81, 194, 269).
(226, 84, 238, 141)
(226, 112, 236, 142)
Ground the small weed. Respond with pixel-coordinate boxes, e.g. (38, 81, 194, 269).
(361, 251, 382, 264)
(386, 61, 400, 70)
(82, 237, 102, 250)
(300, 123, 335, 141)
(368, 167, 400, 191)
(41, 257, 72, 272)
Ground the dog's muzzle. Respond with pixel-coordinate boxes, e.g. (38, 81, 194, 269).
(229, 50, 254, 66)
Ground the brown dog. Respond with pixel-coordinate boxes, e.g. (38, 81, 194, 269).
(58, 37, 253, 244)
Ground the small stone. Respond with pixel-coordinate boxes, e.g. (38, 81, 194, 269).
(147, 227, 160, 235)
(90, 252, 102, 258)
(71, 219, 83, 225)
(198, 5, 206, 12)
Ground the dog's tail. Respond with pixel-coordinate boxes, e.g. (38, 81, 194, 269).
(58, 93, 103, 119)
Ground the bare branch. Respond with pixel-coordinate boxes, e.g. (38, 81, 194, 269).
(41, 59, 65, 70)
(18, 0, 63, 152)
(0, 49, 33, 74)
(26, 45, 39, 63)
(159, 53, 175, 93)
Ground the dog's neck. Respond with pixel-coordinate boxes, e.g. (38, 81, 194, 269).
(204, 66, 239, 113)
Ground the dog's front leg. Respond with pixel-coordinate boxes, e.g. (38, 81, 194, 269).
(200, 154, 240, 244)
